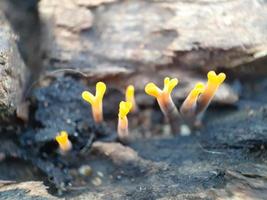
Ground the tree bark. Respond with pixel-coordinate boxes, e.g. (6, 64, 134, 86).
(39, 0, 267, 104)
(0, 12, 29, 123)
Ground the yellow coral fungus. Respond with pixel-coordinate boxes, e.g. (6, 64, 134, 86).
(126, 85, 137, 112)
(145, 77, 178, 115)
(117, 101, 132, 142)
(180, 82, 205, 116)
(197, 71, 226, 115)
(82, 82, 106, 123)
(55, 131, 72, 153)
(145, 77, 181, 134)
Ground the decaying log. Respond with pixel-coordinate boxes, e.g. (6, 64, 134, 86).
(39, 0, 267, 71)
(39, 0, 267, 104)
(0, 11, 29, 122)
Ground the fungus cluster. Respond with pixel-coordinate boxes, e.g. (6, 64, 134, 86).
(55, 71, 226, 151)
(145, 71, 226, 132)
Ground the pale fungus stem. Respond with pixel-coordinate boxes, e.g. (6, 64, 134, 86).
(145, 77, 182, 134)
(82, 82, 106, 123)
(55, 131, 72, 154)
(180, 82, 205, 121)
(117, 101, 132, 143)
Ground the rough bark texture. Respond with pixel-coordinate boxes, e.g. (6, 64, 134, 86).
(0, 181, 57, 200)
(39, 0, 267, 104)
(40, 0, 267, 71)
(0, 11, 29, 122)
(0, 0, 44, 95)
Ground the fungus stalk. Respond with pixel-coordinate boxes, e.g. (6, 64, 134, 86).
(145, 77, 182, 134)
(82, 82, 106, 124)
(117, 101, 132, 142)
(55, 131, 72, 154)
(180, 82, 205, 121)
(126, 85, 137, 112)
(196, 71, 226, 119)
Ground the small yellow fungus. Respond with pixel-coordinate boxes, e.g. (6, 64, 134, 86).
(145, 77, 182, 134)
(145, 77, 178, 116)
(180, 82, 205, 116)
(125, 85, 137, 112)
(55, 131, 72, 153)
(197, 71, 226, 115)
(82, 82, 106, 123)
(117, 101, 132, 141)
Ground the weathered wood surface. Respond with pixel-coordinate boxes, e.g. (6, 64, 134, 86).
(68, 142, 267, 200)
(0, 181, 57, 200)
(40, 0, 267, 71)
(1, 0, 43, 88)
(0, 11, 29, 122)
(39, 0, 267, 104)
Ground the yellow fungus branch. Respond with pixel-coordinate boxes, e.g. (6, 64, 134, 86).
(145, 77, 182, 134)
(117, 101, 132, 142)
(82, 82, 106, 123)
(196, 71, 226, 117)
(126, 85, 137, 112)
(145, 77, 178, 115)
(180, 82, 205, 117)
(55, 131, 72, 153)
